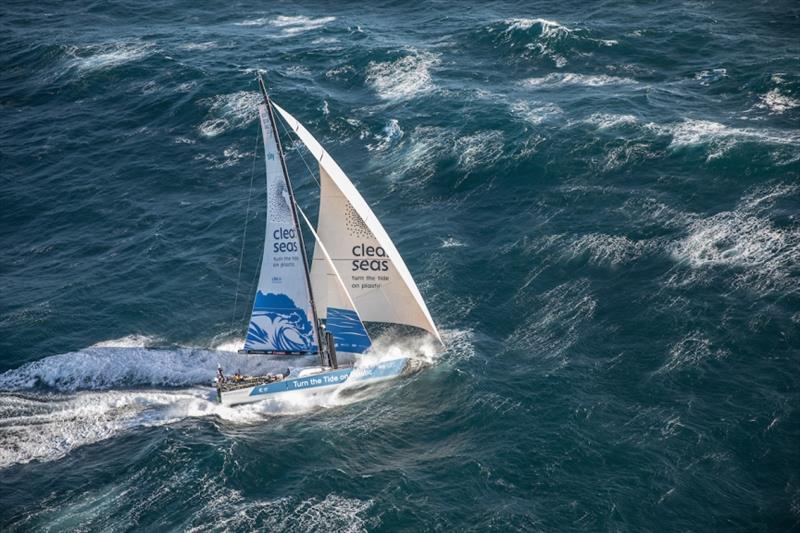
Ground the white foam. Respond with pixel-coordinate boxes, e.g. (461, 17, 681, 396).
(656, 332, 728, 374)
(521, 73, 636, 88)
(179, 42, 217, 51)
(757, 89, 799, 114)
(185, 490, 372, 532)
(91, 334, 157, 348)
(649, 119, 800, 160)
(234, 17, 270, 26)
(503, 17, 572, 36)
(65, 41, 154, 73)
(365, 51, 440, 100)
(198, 91, 261, 137)
(311, 37, 340, 45)
(440, 237, 466, 248)
(0, 327, 469, 468)
(567, 233, 654, 266)
(510, 101, 563, 125)
(456, 131, 505, 173)
(583, 113, 638, 129)
(270, 15, 336, 35)
(670, 184, 800, 295)
(0, 344, 306, 392)
(693, 68, 727, 86)
(367, 119, 404, 151)
(0, 388, 222, 468)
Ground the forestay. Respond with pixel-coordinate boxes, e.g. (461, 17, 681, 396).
(244, 104, 318, 354)
(272, 102, 443, 344)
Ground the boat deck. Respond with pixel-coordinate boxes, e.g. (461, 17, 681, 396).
(217, 374, 284, 393)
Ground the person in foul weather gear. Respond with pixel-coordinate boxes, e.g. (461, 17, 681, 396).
(216, 366, 225, 384)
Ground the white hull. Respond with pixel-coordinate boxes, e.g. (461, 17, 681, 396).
(218, 357, 409, 406)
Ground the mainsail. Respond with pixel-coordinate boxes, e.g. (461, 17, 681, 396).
(272, 103, 443, 344)
(243, 104, 318, 354)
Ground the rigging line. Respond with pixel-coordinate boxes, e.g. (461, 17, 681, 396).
(241, 241, 263, 325)
(231, 126, 262, 329)
(274, 105, 321, 189)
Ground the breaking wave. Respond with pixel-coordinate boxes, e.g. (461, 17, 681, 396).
(365, 51, 440, 100)
(198, 91, 261, 137)
(235, 15, 336, 36)
(670, 184, 800, 295)
(509, 101, 563, 125)
(756, 89, 799, 115)
(478, 18, 618, 66)
(521, 73, 637, 88)
(583, 113, 639, 129)
(64, 41, 155, 73)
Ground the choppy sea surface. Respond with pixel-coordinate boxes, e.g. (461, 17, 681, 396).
(2, 1, 799, 530)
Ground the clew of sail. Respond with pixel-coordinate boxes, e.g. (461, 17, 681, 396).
(244, 104, 318, 354)
(272, 102, 443, 345)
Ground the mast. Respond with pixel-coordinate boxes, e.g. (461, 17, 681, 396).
(256, 73, 325, 364)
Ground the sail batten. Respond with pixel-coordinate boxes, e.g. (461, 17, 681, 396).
(272, 102, 443, 344)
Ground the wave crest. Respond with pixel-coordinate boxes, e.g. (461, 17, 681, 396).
(365, 51, 440, 100)
(198, 91, 261, 137)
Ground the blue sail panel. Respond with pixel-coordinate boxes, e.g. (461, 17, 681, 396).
(325, 307, 372, 354)
(245, 292, 316, 353)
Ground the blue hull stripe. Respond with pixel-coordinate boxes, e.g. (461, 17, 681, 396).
(249, 358, 408, 397)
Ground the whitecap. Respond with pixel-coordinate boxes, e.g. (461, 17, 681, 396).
(693, 68, 727, 86)
(670, 184, 800, 295)
(367, 119, 404, 151)
(65, 41, 154, 73)
(179, 41, 217, 51)
(270, 15, 336, 35)
(456, 131, 505, 173)
(756, 89, 799, 114)
(510, 101, 563, 125)
(365, 51, 440, 100)
(440, 237, 466, 248)
(652, 119, 800, 160)
(198, 91, 261, 137)
(583, 113, 638, 129)
(521, 73, 637, 88)
(503, 17, 573, 37)
(236, 15, 336, 35)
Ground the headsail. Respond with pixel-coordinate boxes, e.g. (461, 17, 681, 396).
(297, 206, 372, 354)
(244, 104, 318, 354)
(272, 102, 443, 345)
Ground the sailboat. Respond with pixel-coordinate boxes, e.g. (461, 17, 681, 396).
(215, 73, 442, 406)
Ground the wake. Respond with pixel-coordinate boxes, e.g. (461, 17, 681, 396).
(0, 332, 451, 468)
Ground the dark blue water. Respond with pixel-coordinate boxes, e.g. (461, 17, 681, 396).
(2, 1, 799, 530)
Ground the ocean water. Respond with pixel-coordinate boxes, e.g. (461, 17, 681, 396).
(1, 0, 799, 530)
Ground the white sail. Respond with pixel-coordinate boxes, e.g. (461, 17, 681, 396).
(272, 102, 443, 344)
(297, 206, 372, 354)
(244, 104, 318, 354)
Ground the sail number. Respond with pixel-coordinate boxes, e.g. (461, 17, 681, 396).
(273, 227, 299, 253)
(352, 243, 388, 271)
